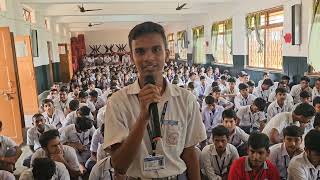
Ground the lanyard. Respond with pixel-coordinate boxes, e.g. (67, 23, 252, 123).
(210, 110, 216, 126)
(242, 97, 248, 106)
(214, 155, 226, 176)
(147, 101, 169, 156)
(76, 133, 85, 145)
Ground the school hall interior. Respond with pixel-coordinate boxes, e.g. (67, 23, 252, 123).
(0, 0, 320, 179)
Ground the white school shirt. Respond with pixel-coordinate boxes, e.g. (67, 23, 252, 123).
(268, 91, 293, 104)
(87, 88, 103, 97)
(202, 105, 224, 133)
(89, 156, 113, 180)
(236, 105, 266, 128)
(26, 124, 56, 151)
(290, 84, 312, 104)
(234, 94, 256, 111)
(53, 98, 71, 113)
(229, 126, 249, 148)
(201, 143, 239, 180)
(312, 86, 320, 100)
(96, 106, 106, 128)
(90, 127, 104, 153)
(92, 96, 106, 110)
(0, 136, 17, 157)
(62, 110, 94, 127)
(30, 145, 80, 172)
(288, 152, 320, 180)
(19, 162, 70, 180)
(103, 79, 207, 179)
(0, 170, 15, 180)
(269, 143, 302, 179)
(42, 109, 65, 129)
(59, 124, 95, 146)
(253, 85, 271, 102)
(267, 100, 293, 122)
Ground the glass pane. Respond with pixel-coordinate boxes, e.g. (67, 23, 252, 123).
(248, 29, 265, 68)
(265, 26, 283, 69)
(269, 10, 284, 24)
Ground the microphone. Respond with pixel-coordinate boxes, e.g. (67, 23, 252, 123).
(144, 75, 161, 140)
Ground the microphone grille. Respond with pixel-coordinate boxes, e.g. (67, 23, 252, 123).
(144, 75, 156, 85)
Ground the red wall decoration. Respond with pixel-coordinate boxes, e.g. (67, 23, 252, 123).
(71, 34, 86, 72)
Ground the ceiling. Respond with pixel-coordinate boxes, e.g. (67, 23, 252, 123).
(20, 0, 239, 32)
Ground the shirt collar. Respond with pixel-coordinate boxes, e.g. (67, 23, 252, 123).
(280, 143, 289, 157)
(210, 144, 231, 156)
(245, 156, 268, 172)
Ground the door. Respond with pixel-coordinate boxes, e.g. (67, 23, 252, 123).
(0, 27, 24, 144)
(47, 41, 54, 84)
(15, 35, 39, 115)
(59, 43, 72, 83)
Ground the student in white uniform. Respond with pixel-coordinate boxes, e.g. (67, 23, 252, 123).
(236, 97, 267, 134)
(87, 81, 103, 97)
(53, 86, 71, 114)
(96, 106, 106, 128)
(0, 121, 22, 172)
(86, 124, 105, 171)
(262, 103, 315, 144)
(292, 90, 312, 110)
(268, 81, 293, 104)
(68, 84, 80, 100)
(24, 114, 55, 167)
(104, 22, 207, 179)
(204, 82, 219, 96)
(290, 76, 313, 105)
(31, 129, 82, 179)
(197, 75, 208, 100)
(211, 86, 234, 109)
(257, 72, 270, 88)
(20, 158, 70, 180)
(42, 99, 65, 129)
(59, 116, 95, 165)
(314, 113, 320, 131)
(247, 80, 255, 94)
(218, 75, 228, 95)
(201, 125, 239, 180)
(224, 77, 239, 103)
(267, 87, 294, 122)
(314, 97, 320, 114)
(234, 83, 256, 111)
(78, 91, 96, 113)
(235, 71, 248, 88)
(269, 125, 304, 180)
(312, 78, 320, 100)
(0, 170, 15, 180)
(89, 156, 121, 180)
(287, 130, 320, 180)
(222, 109, 249, 156)
(253, 79, 274, 102)
(202, 96, 224, 140)
(63, 105, 94, 127)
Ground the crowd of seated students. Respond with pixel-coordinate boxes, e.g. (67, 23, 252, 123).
(0, 59, 320, 180)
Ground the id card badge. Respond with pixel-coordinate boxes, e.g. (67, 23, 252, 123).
(143, 155, 165, 171)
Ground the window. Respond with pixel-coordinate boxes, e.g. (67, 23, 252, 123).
(212, 19, 233, 65)
(177, 30, 188, 60)
(167, 33, 175, 60)
(308, 0, 320, 75)
(0, 0, 6, 11)
(247, 7, 284, 70)
(192, 26, 205, 64)
(45, 18, 50, 31)
(23, 8, 32, 23)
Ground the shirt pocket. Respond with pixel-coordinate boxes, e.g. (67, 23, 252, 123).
(162, 120, 180, 146)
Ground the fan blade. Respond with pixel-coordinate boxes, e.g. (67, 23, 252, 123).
(85, 9, 103, 12)
(180, 3, 187, 8)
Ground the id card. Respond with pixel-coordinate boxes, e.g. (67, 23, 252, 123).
(143, 155, 165, 171)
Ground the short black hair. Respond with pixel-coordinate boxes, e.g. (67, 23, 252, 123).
(59, 86, 68, 93)
(212, 86, 221, 93)
(189, 72, 196, 77)
(247, 80, 255, 87)
(263, 72, 269, 76)
(314, 113, 320, 128)
(283, 125, 304, 138)
(211, 125, 229, 139)
(222, 109, 237, 120)
(78, 91, 88, 98)
(200, 76, 206, 80)
(128, 22, 167, 51)
(248, 132, 270, 150)
(211, 82, 219, 88)
(227, 77, 236, 83)
(253, 97, 266, 111)
(300, 91, 311, 98)
(304, 130, 320, 153)
(238, 83, 249, 90)
(220, 75, 227, 80)
(89, 90, 98, 98)
(205, 96, 216, 105)
(39, 129, 60, 148)
(42, 99, 54, 105)
(281, 75, 290, 81)
(32, 113, 44, 122)
(32, 158, 56, 180)
(313, 96, 320, 106)
(262, 79, 274, 87)
(75, 116, 93, 131)
(275, 87, 287, 94)
(78, 106, 91, 116)
(293, 103, 315, 117)
(187, 82, 195, 90)
(300, 76, 310, 83)
(69, 100, 80, 111)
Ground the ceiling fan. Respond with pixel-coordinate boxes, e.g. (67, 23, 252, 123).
(176, 3, 189, 10)
(88, 23, 102, 27)
(78, 3, 102, 13)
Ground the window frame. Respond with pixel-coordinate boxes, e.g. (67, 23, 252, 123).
(167, 33, 175, 60)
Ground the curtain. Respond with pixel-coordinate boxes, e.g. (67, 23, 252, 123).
(225, 19, 233, 55)
(211, 23, 219, 60)
(192, 26, 205, 64)
(309, 0, 320, 72)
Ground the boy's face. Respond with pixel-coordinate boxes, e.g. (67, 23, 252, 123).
(302, 97, 312, 103)
(33, 116, 45, 132)
(306, 149, 320, 167)
(284, 136, 302, 154)
(229, 82, 235, 89)
(276, 92, 287, 102)
(248, 146, 269, 168)
(248, 86, 254, 93)
(261, 84, 270, 91)
(300, 80, 309, 89)
(212, 91, 221, 99)
(240, 88, 249, 97)
(46, 137, 63, 155)
(59, 91, 67, 102)
(223, 118, 236, 132)
(315, 80, 320, 89)
(207, 103, 215, 111)
(43, 102, 54, 113)
(314, 103, 320, 113)
(213, 135, 228, 153)
(250, 104, 259, 113)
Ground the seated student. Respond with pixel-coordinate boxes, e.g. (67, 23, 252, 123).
(253, 78, 274, 102)
(314, 113, 320, 131)
(24, 114, 55, 167)
(42, 99, 65, 129)
(65, 99, 80, 117)
(234, 83, 256, 111)
(0, 170, 15, 180)
(268, 81, 293, 104)
(187, 82, 199, 98)
(272, 75, 291, 92)
(287, 130, 320, 179)
(236, 97, 267, 134)
(59, 116, 95, 166)
(20, 158, 70, 180)
(223, 77, 239, 102)
(269, 125, 304, 180)
(86, 124, 105, 171)
(236, 71, 249, 87)
(201, 125, 239, 180)
(96, 105, 107, 128)
(205, 81, 219, 96)
(78, 91, 96, 113)
(31, 129, 82, 179)
(313, 96, 320, 113)
(257, 72, 270, 87)
(228, 132, 280, 180)
(312, 78, 320, 100)
(68, 84, 81, 100)
(0, 121, 22, 172)
(218, 75, 228, 94)
(293, 90, 312, 110)
(290, 76, 313, 105)
(222, 109, 249, 156)
(211, 86, 234, 109)
(89, 90, 105, 111)
(247, 80, 255, 94)
(202, 96, 224, 140)
(89, 156, 118, 180)
(53, 86, 71, 114)
(63, 105, 94, 127)
(262, 103, 315, 144)
(47, 88, 59, 100)
(86, 81, 103, 96)
(267, 87, 294, 122)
